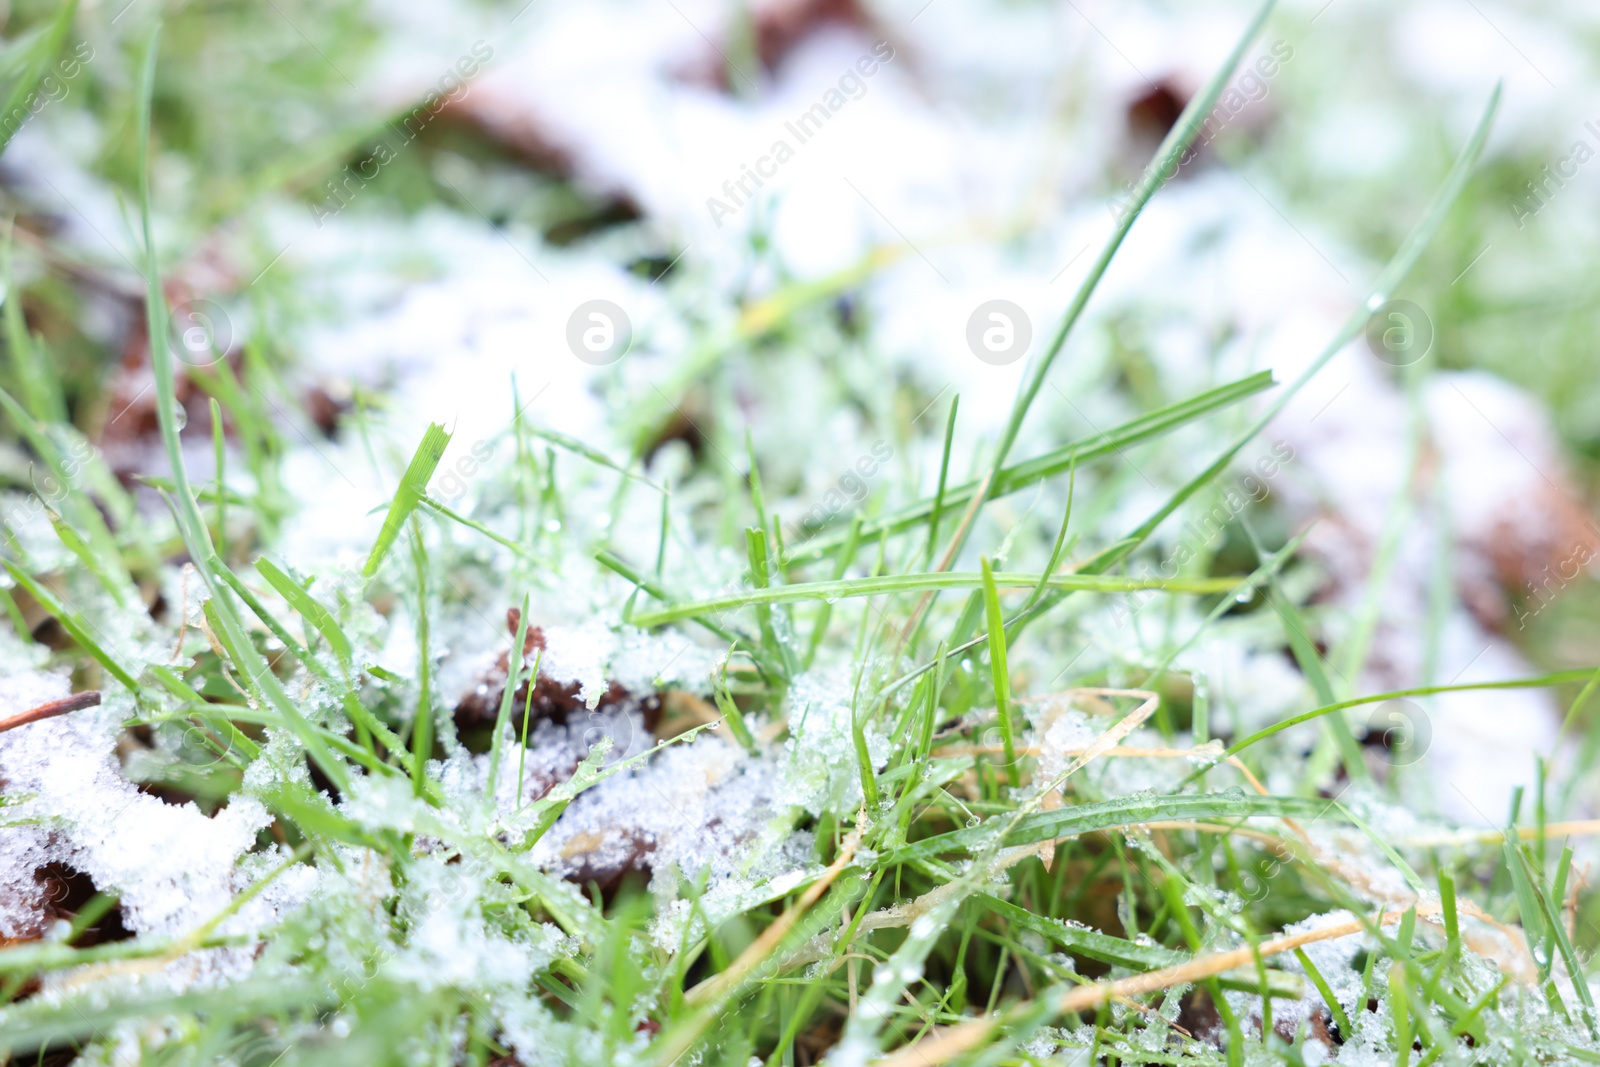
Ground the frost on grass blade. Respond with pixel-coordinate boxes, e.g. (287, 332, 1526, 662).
(885, 792, 1347, 866)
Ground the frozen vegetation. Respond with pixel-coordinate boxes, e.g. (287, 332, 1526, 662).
(0, 0, 1597, 1064)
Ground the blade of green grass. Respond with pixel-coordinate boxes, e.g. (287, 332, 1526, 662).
(790, 371, 1273, 560)
(1, 559, 140, 692)
(514, 646, 542, 814)
(363, 422, 450, 579)
(629, 569, 1242, 627)
(415, 493, 534, 561)
(1516, 843, 1598, 1035)
(254, 557, 353, 669)
(43, 503, 135, 610)
(924, 394, 959, 568)
(884, 792, 1333, 867)
(3, 228, 64, 422)
(1438, 870, 1460, 952)
(410, 518, 435, 796)
(213, 564, 429, 778)
(1242, 515, 1368, 781)
(712, 650, 757, 753)
(1209, 669, 1599, 771)
(1015, 464, 1074, 624)
(745, 526, 793, 677)
(1294, 947, 1354, 1039)
(1081, 83, 1502, 579)
(527, 421, 660, 491)
(485, 592, 532, 803)
(135, 27, 346, 791)
(978, 894, 1183, 970)
(0, 384, 132, 594)
(595, 548, 746, 645)
(210, 397, 227, 559)
(0, 0, 79, 157)
(962, 0, 1280, 551)
(979, 557, 1017, 785)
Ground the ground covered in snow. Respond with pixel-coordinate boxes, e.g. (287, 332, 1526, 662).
(0, 0, 1597, 1063)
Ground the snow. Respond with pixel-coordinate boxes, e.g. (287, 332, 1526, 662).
(201, 0, 1591, 827)
(0, 0, 1592, 1050)
(0, 670, 313, 988)
(385, 855, 559, 993)
(528, 729, 785, 890)
(537, 620, 629, 709)
(781, 668, 889, 816)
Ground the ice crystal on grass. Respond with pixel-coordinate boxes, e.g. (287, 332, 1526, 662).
(1282, 911, 1372, 1021)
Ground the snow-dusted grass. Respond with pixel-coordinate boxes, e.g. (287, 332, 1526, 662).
(0, 1, 1598, 1065)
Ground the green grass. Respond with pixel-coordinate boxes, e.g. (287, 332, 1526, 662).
(0, 2, 1595, 1066)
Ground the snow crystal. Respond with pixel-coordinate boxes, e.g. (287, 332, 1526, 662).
(780, 669, 888, 815)
(530, 729, 780, 887)
(1280, 910, 1373, 1021)
(537, 619, 621, 709)
(610, 627, 720, 695)
(385, 855, 559, 993)
(0, 670, 312, 989)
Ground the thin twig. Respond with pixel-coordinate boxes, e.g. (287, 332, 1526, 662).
(879, 905, 1441, 1067)
(0, 691, 102, 735)
(687, 820, 863, 1005)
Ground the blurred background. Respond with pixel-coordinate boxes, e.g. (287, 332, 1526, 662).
(0, 0, 1597, 823)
